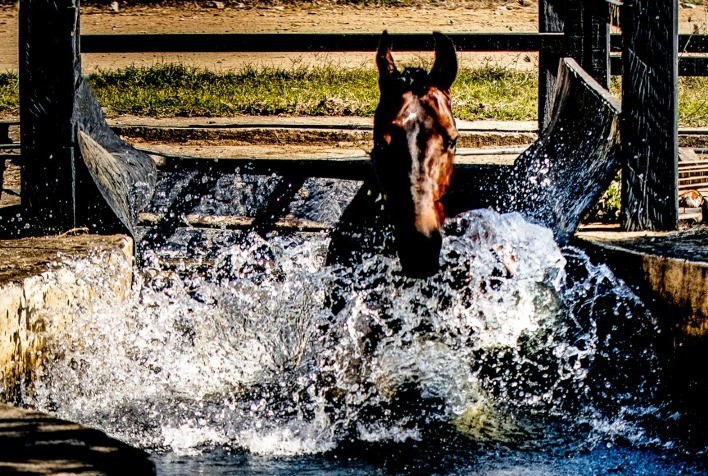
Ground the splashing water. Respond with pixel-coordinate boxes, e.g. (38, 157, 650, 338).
(22, 209, 705, 472)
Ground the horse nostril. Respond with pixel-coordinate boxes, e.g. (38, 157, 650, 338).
(396, 228, 443, 278)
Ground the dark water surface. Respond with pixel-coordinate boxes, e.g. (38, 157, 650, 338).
(154, 444, 706, 475)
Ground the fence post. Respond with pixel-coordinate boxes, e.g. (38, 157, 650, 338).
(584, 0, 610, 89)
(18, 0, 156, 236)
(621, 0, 679, 231)
(19, 0, 80, 232)
(538, 0, 564, 132)
(539, 0, 611, 132)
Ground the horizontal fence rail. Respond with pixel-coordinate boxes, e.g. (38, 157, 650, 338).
(79, 32, 708, 76)
(610, 33, 708, 53)
(80, 32, 566, 54)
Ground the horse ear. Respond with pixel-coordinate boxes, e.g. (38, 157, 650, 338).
(377, 30, 398, 90)
(429, 32, 457, 92)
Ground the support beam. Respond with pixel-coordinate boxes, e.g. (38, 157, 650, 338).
(18, 0, 156, 236)
(539, 0, 611, 131)
(19, 0, 80, 231)
(583, 0, 610, 88)
(538, 0, 565, 132)
(621, 0, 679, 231)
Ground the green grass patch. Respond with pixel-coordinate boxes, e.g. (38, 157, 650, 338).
(0, 72, 19, 116)
(454, 67, 537, 121)
(88, 63, 538, 120)
(0, 64, 706, 127)
(88, 63, 381, 117)
(679, 76, 708, 127)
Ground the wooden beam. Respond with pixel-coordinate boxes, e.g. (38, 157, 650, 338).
(19, 0, 80, 231)
(538, 0, 565, 132)
(621, 0, 679, 230)
(80, 32, 565, 54)
(612, 55, 708, 77)
(611, 33, 708, 53)
(18, 0, 156, 236)
(138, 212, 329, 232)
(584, 0, 610, 88)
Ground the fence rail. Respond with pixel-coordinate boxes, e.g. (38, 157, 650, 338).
(79, 32, 708, 76)
(80, 32, 566, 53)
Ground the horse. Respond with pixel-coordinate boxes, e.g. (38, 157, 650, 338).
(372, 31, 459, 278)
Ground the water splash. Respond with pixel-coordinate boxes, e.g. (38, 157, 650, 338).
(25, 209, 668, 458)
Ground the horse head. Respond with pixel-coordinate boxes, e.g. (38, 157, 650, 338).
(372, 31, 458, 278)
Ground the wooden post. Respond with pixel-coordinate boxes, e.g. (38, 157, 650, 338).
(583, 0, 610, 89)
(19, 0, 81, 232)
(539, 0, 611, 132)
(621, 0, 679, 231)
(18, 0, 156, 236)
(538, 0, 565, 132)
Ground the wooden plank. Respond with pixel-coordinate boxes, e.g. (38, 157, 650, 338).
(612, 55, 708, 77)
(677, 56, 708, 77)
(18, 0, 156, 236)
(611, 33, 708, 53)
(0, 124, 10, 145)
(80, 32, 565, 54)
(538, 0, 565, 132)
(584, 0, 610, 88)
(449, 58, 621, 238)
(138, 212, 329, 232)
(621, 0, 679, 231)
(77, 32, 708, 54)
(156, 154, 374, 181)
(19, 0, 80, 232)
(73, 80, 157, 236)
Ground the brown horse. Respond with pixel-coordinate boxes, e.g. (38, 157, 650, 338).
(372, 31, 459, 278)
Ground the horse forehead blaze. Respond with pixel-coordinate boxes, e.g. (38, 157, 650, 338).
(379, 89, 457, 148)
(373, 31, 458, 278)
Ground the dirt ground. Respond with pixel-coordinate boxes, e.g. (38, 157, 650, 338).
(0, 2, 705, 72)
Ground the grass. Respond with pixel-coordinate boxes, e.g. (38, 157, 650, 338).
(0, 72, 18, 115)
(88, 63, 381, 117)
(0, 64, 706, 126)
(85, 63, 539, 120)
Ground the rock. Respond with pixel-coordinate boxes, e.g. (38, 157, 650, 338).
(0, 235, 133, 401)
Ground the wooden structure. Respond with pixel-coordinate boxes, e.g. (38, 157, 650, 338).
(471, 58, 621, 238)
(620, 1, 679, 231)
(18, 0, 155, 236)
(10, 0, 707, 237)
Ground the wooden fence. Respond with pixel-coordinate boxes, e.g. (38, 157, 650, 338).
(10, 0, 708, 234)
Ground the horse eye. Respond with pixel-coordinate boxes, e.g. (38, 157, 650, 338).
(446, 137, 458, 151)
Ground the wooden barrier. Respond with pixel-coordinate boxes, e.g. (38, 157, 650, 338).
(447, 58, 621, 239)
(10, 0, 703, 238)
(17, 0, 156, 236)
(620, 0, 679, 231)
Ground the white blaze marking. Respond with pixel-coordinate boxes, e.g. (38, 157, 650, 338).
(406, 120, 438, 237)
(402, 112, 417, 125)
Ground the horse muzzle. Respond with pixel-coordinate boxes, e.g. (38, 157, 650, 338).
(395, 225, 443, 278)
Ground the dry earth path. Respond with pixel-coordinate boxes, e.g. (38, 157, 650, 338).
(0, 2, 705, 72)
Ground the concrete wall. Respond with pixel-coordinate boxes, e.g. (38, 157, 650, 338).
(0, 235, 133, 402)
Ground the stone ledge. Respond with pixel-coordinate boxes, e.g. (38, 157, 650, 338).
(0, 234, 133, 402)
(0, 403, 155, 475)
(574, 229, 708, 340)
